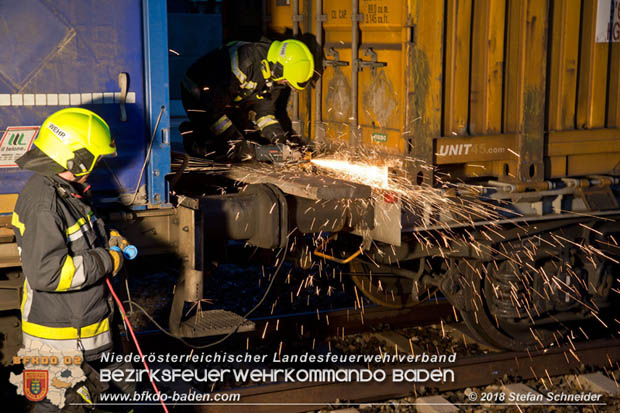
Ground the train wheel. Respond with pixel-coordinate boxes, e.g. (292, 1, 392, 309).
(456, 259, 564, 351)
(349, 260, 422, 308)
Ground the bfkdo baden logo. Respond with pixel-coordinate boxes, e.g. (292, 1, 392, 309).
(23, 370, 49, 402)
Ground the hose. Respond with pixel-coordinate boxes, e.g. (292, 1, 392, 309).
(106, 277, 169, 413)
(123, 236, 289, 349)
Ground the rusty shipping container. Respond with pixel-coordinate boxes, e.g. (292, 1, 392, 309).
(267, 0, 620, 186)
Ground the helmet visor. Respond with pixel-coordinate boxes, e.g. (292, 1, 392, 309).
(73, 138, 117, 176)
(295, 79, 310, 90)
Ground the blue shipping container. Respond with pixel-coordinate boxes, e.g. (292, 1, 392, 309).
(0, 0, 171, 209)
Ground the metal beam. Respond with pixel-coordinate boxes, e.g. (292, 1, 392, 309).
(142, 0, 171, 206)
(222, 165, 372, 200)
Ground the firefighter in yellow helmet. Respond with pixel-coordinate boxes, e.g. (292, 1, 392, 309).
(12, 108, 134, 411)
(181, 38, 315, 160)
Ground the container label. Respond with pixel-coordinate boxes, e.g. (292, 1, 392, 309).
(0, 127, 40, 168)
(372, 133, 388, 143)
(365, 1, 390, 24)
(596, 0, 620, 42)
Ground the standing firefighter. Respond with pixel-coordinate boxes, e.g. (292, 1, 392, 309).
(181, 38, 314, 160)
(11, 108, 134, 412)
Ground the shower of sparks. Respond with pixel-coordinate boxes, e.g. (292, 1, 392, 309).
(307, 146, 508, 243)
(171, 135, 620, 353)
(310, 158, 390, 188)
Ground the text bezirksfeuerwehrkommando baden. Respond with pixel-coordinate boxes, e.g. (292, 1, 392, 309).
(101, 367, 455, 384)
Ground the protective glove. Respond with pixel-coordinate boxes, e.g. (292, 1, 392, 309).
(261, 123, 287, 145)
(107, 249, 124, 277)
(219, 123, 245, 142)
(108, 229, 129, 250)
(283, 134, 309, 147)
(225, 140, 256, 162)
(183, 134, 214, 158)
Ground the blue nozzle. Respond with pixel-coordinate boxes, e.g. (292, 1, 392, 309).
(110, 245, 138, 260)
(122, 245, 138, 260)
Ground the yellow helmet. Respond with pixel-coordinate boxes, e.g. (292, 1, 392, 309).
(34, 108, 116, 176)
(267, 39, 314, 90)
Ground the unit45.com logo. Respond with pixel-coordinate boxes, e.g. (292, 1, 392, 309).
(24, 370, 49, 402)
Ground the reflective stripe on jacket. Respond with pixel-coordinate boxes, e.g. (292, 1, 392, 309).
(12, 174, 114, 360)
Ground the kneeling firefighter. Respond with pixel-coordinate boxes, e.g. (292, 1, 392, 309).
(181, 38, 315, 161)
(12, 108, 135, 412)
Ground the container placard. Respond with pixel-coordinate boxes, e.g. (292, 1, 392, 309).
(372, 133, 388, 143)
(596, 0, 620, 42)
(0, 127, 39, 168)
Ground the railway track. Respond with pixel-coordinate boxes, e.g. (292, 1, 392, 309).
(120, 301, 620, 412)
(192, 337, 620, 413)
(129, 300, 456, 352)
(252, 300, 456, 341)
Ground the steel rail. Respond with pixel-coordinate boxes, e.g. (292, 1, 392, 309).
(252, 301, 454, 339)
(197, 337, 620, 413)
(131, 301, 455, 343)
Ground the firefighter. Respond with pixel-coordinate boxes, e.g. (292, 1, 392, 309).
(181, 38, 314, 160)
(12, 108, 134, 412)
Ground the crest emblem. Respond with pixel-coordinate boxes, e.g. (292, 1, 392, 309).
(24, 370, 48, 402)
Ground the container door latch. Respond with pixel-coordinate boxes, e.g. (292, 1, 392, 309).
(358, 48, 386, 75)
(324, 48, 349, 67)
(118, 72, 129, 122)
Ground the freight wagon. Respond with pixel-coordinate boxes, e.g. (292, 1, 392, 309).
(0, 0, 619, 363)
(265, 0, 620, 350)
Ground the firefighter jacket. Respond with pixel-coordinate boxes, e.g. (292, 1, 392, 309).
(12, 173, 115, 360)
(182, 40, 288, 143)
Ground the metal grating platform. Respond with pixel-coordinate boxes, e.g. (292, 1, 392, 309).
(179, 309, 255, 338)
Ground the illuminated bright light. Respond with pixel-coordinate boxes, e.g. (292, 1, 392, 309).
(311, 158, 389, 188)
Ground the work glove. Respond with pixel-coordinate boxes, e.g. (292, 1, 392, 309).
(107, 249, 124, 277)
(219, 123, 245, 142)
(225, 139, 257, 162)
(183, 134, 214, 158)
(108, 229, 129, 250)
(284, 134, 309, 148)
(261, 123, 287, 145)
